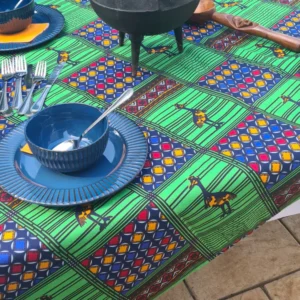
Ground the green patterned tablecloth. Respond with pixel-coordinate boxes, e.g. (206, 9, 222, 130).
(0, 0, 299, 299)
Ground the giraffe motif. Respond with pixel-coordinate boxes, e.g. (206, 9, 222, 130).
(46, 47, 80, 66)
(75, 204, 112, 230)
(281, 95, 300, 106)
(214, 1, 247, 9)
(49, 5, 60, 9)
(141, 44, 177, 57)
(256, 43, 286, 58)
(175, 104, 224, 130)
(188, 176, 237, 218)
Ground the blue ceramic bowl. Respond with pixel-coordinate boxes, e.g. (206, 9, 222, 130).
(25, 103, 109, 173)
(0, 0, 35, 34)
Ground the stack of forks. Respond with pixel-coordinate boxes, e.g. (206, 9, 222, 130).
(0, 56, 47, 117)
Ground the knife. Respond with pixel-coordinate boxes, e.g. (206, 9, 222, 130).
(30, 63, 65, 113)
(25, 64, 33, 97)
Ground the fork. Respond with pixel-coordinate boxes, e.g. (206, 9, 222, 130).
(0, 58, 15, 117)
(12, 56, 27, 111)
(18, 61, 47, 116)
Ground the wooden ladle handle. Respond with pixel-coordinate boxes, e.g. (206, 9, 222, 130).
(212, 12, 300, 53)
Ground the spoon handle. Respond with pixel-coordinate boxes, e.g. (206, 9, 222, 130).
(212, 13, 300, 53)
(81, 88, 134, 139)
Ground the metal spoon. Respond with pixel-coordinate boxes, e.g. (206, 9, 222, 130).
(53, 88, 134, 152)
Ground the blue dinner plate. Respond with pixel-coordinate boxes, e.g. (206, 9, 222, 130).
(0, 113, 148, 206)
(0, 5, 65, 52)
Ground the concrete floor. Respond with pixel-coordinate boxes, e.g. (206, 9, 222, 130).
(159, 215, 300, 300)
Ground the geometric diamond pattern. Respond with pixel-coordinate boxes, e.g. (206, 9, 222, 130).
(131, 247, 205, 300)
(272, 10, 300, 37)
(123, 78, 179, 115)
(62, 55, 154, 103)
(273, 176, 300, 207)
(168, 21, 223, 44)
(73, 19, 120, 50)
(134, 127, 197, 192)
(0, 118, 15, 140)
(198, 59, 282, 105)
(0, 220, 64, 299)
(206, 29, 248, 52)
(211, 112, 300, 189)
(81, 202, 187, 295)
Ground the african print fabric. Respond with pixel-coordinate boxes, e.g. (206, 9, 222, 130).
(0, 0, 299, 299)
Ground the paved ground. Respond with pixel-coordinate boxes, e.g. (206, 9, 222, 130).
(158, 214, 300, 300)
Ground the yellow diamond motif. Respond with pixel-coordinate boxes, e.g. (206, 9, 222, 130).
(215, 75, 224, 81)
(173, 148, 184, 157)
(140, 264, 150, 272)
(256, 80, 266, 88)
(256, 119, 268, 127)
(97, 65, 105, 71)
(142, 175, 154, 184)
(22, 271, 35, 281)
(166, 242, 177, 251)
(103, 255, 114, 264)
(103, 39, 112, 47)
(248, 87, 259, 94)
(88, 71, 96, 77)
(79, 76, 87, 82)
(263, 73, 273, 80)
(153, 253, 163, 262)
(126, 274, 137, 283)
(152, 166, 164, 175)
(230, 142, 241, 150)
(229, 64, 239, 70)
(2, 230, 15, 241)
(241, 91, 251, 98)
(239, 134, 251, 142)
(39, 261, 50, 270)
(260, 173, 269, 184)
(89, 266, 99, 274)
(279, 26, 288, 31)
(132, 233, 144, 243)
(146, 221, 158, 232)
(248, 126, 260, 135)
(221, 150, 232, 157)
(280, 151, 293, 162)
(163, 157, 175, 166)
(271, 161, 282, 173)
(106, 88, 115, 95)
(7, 282, 18, 292)
(289, 142, 300, 151)
(286, 21, 294, 27)
(207, 79, 216, 85)
(117, 244, 129, 254)
(114, 285, 123, 292)
(106, 60, 115, 67)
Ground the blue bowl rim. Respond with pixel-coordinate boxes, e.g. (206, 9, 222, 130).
(0, 0, 35, 15)
(25, 103, 109, 153)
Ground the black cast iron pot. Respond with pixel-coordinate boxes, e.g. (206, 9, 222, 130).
(90, 0, 199, 35)
(90, 0, 199, 76)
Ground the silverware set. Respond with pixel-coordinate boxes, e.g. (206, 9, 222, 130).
(0, 56, 47, 117)
(0, 56, 65, 118)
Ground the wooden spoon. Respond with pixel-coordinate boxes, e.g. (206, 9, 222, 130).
(189, 0, 300, 52)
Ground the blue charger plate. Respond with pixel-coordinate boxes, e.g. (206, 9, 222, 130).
(0, 113, 148, 206)
(0, 5, 65, 52)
